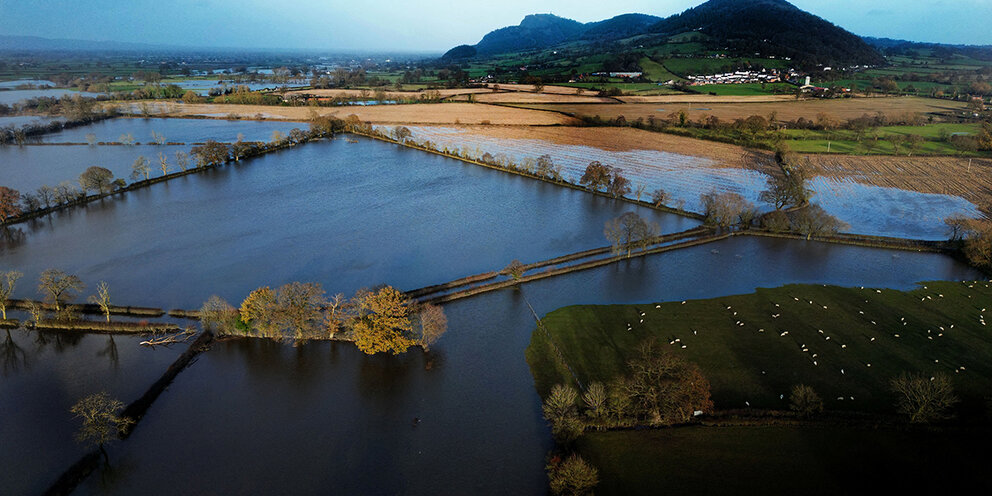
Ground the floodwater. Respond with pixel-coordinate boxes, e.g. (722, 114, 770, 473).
(35, 117, 304, 144)
(0, 134, 982, 495)
(0, 89, 101, 106)
(0, 119, 306, 192)
(0, 330, 183, 496)
(0, 137, 697, 309)
(403, 126, 981, 240)
(0, 115, 63, 128)
(76, 237, 979, 496)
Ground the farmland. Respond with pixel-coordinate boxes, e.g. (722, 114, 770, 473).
(128, 102, 579, 125)
(527, 281, 992, 412)
(511, 96, 970, 123)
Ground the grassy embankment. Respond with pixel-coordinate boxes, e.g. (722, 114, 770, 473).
(527, 280, 992, 414)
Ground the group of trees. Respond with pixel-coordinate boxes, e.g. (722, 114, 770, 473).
(946, 215, 992, 270)
(604, 212, 659, 258)
(543, 340, 714, 447)
(579, 161, 631, 198)
(0, 268, 107, 323)
(543, 339, 710, 496)
(201, 284, 447, 354)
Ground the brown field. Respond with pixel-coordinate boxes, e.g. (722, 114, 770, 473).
(805, 154, 992, 214)
(513, 96, 969, 123)
(617, 94, 796, 104)
(449, 92, 616, 104)
(281, 88, 493, 100)
(419, 125, 759, 168)
(131, 102, 578, 126)
(489, 83, 590, 95)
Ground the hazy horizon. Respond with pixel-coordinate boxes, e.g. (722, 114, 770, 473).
(1, 0, 991, 53)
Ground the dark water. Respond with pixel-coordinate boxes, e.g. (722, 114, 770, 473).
(1, 119, 305, 193)
(0, 331, 183, 496)
(0, 136, 981, 495)
(1, 144, 191, 193)
(35, 117, 304, 144)
(73, 236, 979, 496)
(0, 138, 697, 309)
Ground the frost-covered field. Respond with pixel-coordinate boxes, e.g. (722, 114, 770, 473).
(399, 126, 981, 240)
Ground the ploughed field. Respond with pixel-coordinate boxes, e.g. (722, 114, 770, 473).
(527, 280, 992, 414)
(129, 102, 579, 125)
(511, 96, 969, 124)
(400, 125, 981, 239)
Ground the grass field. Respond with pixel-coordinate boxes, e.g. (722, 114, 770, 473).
(693, 82, 796, 96)
(527, 281, 992, 414)
(638, 57, 681, 82)
(579, 427, 992, 496)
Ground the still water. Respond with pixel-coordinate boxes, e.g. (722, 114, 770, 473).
(0, 135, 981, 495)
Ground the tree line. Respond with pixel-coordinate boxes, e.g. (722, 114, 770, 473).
(199, 283, 447, 355)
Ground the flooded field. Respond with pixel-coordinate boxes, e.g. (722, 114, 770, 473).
(403, 126, 981, 239)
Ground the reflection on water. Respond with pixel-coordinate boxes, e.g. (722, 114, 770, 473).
(73, 236, 981, 496)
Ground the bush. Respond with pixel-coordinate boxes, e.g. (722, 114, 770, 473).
(547, 454, 599, 496)
(789, 384, 824, 418)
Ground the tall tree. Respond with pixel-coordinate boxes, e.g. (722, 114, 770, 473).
(604, 212, 658, 258)
(88, 281, 113, 323)
(415, 302, 448, 351)
(130, 156, 151, 181)
(616, 340, 713, 425)
(37, 269, 84, 312)
(0, 270, 22, 320)
(352, 286, 416, 355)
(891, 372, 958, 423)
(0, 186, 21, 222)
(78, 166, 115, 194)
(579, 161, 612, 192)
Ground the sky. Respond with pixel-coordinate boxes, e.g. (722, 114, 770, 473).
(1, 0, 991, 52)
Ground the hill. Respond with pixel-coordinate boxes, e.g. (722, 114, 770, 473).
(442, 0, 884, 69)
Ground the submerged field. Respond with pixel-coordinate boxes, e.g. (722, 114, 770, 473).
(401, 125, 981, 239)
(527, 280, 992, 413)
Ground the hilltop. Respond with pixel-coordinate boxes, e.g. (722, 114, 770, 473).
(442, 0, 883, 69)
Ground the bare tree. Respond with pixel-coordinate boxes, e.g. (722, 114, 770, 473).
(70, 392, 134, 461)
(88, 281, 112, 323)
(37, 269, 84, 312)
(175, 151, 190, 172)
(891, 372, 958, 423)
(130, 156, 151, 181)
(651, 188, 669, 207)
(158, 152, 170, 176)
(416, 302, 448, 351)
(547, 454, 599, 496)
(604, 212, 658, 258)
(0, 270, 22, 320)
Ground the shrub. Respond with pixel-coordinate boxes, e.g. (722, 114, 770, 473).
(789, 384, 824, 418)
(547, 454, 599, 496)
(890, 372, 958, 423)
